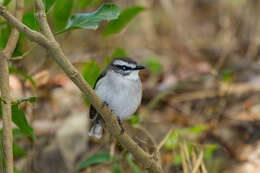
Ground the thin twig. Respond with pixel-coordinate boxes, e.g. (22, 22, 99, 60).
(0, 1, 24, 173)
(183, 140, 192, 172)
(201, 160, 208, 173)
(191, 147, 198, 173)
(0, 1, 164, 172)
(157, 128, 173, 151)
(179, 143, 188, 173)
(191, 150, 204, 173)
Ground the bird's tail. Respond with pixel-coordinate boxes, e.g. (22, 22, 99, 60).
(88, 122, 103, 139)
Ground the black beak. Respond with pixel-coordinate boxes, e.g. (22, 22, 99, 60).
(134, 65, 146, 70)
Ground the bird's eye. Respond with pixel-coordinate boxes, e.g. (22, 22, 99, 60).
(122, 66, 127, 71)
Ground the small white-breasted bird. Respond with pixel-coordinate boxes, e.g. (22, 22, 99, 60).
(88, 57, 145, 139)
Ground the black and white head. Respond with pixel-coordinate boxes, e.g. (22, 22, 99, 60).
(108, 57, 145, 80)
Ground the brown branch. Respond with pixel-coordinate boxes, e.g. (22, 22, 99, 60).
(0, 1, 24, 173)
(0, 1, 163, 172)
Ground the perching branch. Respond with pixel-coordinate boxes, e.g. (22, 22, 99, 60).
(0, 1, 163, 173)
(0, 1, 24, 173)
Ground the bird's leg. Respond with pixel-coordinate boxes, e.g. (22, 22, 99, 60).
(100, 101, 124, 134)
(97, 114, 105, 124)
(99, 101, 108, 124)
(117, 117, 125, 135)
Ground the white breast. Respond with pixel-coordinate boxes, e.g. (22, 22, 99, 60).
(95, 70, 142, 120)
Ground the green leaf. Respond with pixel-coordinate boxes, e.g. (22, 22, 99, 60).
(57, 4, 120, 34)
(53, 0, 74, 31)
(3, 0, 12, 6)
(77, 152, 110, 171)
(104, 6, 145, 37)
(106, 48, 128, 65)
(145, 58, 163, 74)
(77, 0, 102, 10)
(0, 25, 11, 50)
(22, 12, 40, 30)
(9, 67, 37, 88)
(11, 104, 35, 139)
(43, 0, 56, 12)
(126, 154, 146, 173)
(13, 129, 26, 139)
(16, 97, 37, 105)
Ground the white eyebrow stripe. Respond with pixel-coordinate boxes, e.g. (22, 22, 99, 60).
(113, 60, 136, 68)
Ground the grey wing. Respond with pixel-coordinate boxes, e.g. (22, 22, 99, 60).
(89, 69, 107, 119)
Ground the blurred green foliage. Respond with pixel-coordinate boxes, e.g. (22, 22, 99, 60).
(77, 152, 110, 171)
(14, 168, 23, 173)
(127, 114, 139, 125)
(145, 57, 163, 75)
(221, 70, 233, 83)
(104, 6, 145, 37)
(113, 159, 122, 173)
(126, 154, 146, 173)
(82, 60, 101, 89)
(164, 125, 218, 166)
(77, 0, 102, 10)
(106, 48, 128, 65)
(82, 60, 101, 105)
(0, 129, 27, 173)
(3, 0, 11, 6)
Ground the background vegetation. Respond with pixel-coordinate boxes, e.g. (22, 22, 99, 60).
(1, 0, 260, 173)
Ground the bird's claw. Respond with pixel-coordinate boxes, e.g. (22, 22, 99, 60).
(102, 101, 109, 109)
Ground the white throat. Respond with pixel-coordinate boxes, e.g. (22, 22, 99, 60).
(110, 70, 140, 81)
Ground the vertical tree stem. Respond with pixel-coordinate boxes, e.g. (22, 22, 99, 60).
(0, 53, 13, 173)
(0, 1, 24, 172)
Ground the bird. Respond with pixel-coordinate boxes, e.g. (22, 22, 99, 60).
(88, 56, 145, 139)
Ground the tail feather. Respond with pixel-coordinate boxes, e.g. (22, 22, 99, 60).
(88, 123, 103, 139)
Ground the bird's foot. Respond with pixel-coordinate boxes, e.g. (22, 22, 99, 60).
(117, 117, 125, 135)
(101, 101, 109, 109)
